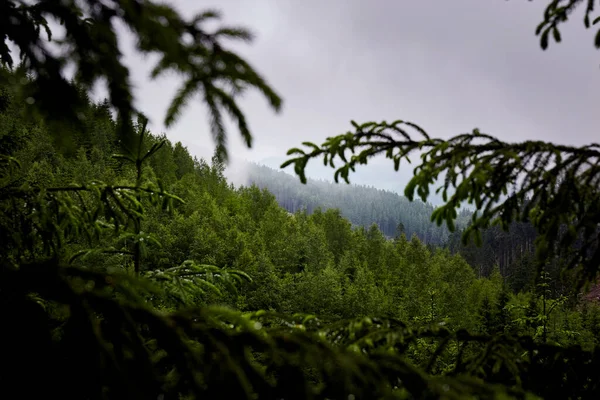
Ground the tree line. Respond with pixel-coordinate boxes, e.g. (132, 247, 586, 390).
(243, 162, 546, 293)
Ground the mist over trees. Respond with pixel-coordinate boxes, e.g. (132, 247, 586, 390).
(242, 162, 544, 291)
(242, 162, 469, 242)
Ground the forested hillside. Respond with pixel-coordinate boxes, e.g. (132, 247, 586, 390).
(3, 1, 600, 399)
(242, 162, 543, 291)
(3, 66, 600, 397)
(0, 74, 550, 324)
(241, 162, 471, 244)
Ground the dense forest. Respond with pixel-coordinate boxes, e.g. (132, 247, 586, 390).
(243, 163, 540, 291)
(0, 72, 570, 330)
(3, 65, 600, 397)
(2, 1, 600, 399)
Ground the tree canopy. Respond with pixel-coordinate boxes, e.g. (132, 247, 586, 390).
(2, 1, 600, 399)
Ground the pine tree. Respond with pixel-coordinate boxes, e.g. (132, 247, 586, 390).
(4, 1, 600, 399)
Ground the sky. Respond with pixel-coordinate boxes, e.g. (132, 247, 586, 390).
(118, 0, 600, 197)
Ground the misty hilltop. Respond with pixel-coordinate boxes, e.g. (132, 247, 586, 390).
(227, 160, 472, 244)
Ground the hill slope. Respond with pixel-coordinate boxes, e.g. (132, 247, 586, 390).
(239, 162, 471, 246)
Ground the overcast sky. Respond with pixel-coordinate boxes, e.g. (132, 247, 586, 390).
(120, 0, 599, 194)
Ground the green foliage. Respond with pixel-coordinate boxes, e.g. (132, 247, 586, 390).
(534, 0, 600, 51)
(3, 1, 600, 399)
(9, 80, 598, 396)
(283, 120, 600, 287)
(1, 0, 281, 160)
(144, 260, 252, 306)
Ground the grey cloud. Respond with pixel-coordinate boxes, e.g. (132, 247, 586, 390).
(119, 0, 599, 195)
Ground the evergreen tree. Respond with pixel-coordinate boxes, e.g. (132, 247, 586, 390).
(3, 1, 600, 399)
